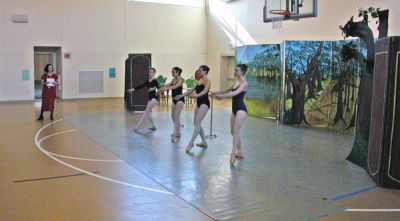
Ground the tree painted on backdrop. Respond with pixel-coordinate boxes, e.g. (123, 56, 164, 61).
(284, 41, 325, 125)
(247, 45, 281, 103)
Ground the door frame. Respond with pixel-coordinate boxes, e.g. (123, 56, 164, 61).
(33, 46, 63, 99)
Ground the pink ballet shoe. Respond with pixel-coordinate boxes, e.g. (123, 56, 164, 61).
(186, 143, 194, 153)
(235, 151, 244, 159)
(196, 142, 208, 148)
(171, 136, 179, 143)
(230, 151, 236, 165)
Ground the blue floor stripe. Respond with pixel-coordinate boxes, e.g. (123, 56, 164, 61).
(330, 185, 377, 201)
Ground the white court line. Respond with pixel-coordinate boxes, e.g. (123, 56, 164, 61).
(346, 209, 400, 212)
(40, 130, 124, 162)
(35, 119, 173, 195)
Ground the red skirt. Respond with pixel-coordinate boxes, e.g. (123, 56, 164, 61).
(41, 85, 57, 111)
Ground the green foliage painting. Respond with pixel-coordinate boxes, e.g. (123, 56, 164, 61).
(283, 40, 366, 134)
(235, 44, 281, 118)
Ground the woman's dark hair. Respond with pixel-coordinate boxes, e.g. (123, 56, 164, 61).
(199, 65, 210, 74)
(172, 67, 182, 75)
(150, 67, 156, 72)
(236, 64, 248, 75)
(44, 64, 53, 73)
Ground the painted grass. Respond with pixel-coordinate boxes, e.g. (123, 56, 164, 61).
(244, 97, 279, 118)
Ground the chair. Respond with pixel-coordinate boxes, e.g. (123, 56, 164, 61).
(184, 77, 197, 107)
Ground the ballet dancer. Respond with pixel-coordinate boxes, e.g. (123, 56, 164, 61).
(127, 67, 159, 131)
(212, 64, 248, 165)
(175, 65, 211, 153)
(157, 67, 185, 142)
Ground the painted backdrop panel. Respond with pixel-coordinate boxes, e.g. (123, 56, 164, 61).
(283, 40, 365, 134)
(235, 44, 281, 118)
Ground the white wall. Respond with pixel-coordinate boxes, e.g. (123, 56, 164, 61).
(0, 0, 206, 101)
(126, 2, 206, 82)
(2, 0, 398, 100)
(206, 0, 399, 90)
(0, 0, 63, 101)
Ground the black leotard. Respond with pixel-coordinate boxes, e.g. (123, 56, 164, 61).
(232, 85, 247, 115)
(171, 81, 185, 104)
(195, 84, 210, 108)
(134, 79, 160, 101)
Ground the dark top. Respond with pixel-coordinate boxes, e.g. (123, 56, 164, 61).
(134, 79, 160, 101)
(232, 83, 247, 114)
(195, 84, 210, 108)
(171, 81, 185, 104)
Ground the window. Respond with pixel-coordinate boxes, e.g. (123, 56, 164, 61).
(128, 0, 204, 7)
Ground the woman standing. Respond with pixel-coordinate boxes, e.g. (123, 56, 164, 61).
(157, 67, 185, 142)
(175, 65, 211, 153)
(127, 67, 160, 131)
(37, 64, 61, 121)
(212, 64, 248, 165)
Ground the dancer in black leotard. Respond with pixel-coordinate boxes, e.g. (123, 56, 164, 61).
(127, 67, 160, 131)
(212, 64, 248, 165)
(157, 67, 185, 142)
(232, 86, 247, 115)
(175, 65, 211, 153)
(195, 84, 210, 108)
(132, 79, 159, 101)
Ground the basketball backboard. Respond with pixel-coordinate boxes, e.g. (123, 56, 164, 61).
(264, 0, 318, 22)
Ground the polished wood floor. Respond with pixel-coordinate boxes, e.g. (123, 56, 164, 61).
(0, 98, 399, 221)
(0, 99, 213, 221)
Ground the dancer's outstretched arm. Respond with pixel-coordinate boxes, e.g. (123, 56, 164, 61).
(176, 86, 196, 99)
(190, 80, 211, 98)
(158, 78, 183, 93)
(211, 81, 235, 95)
(215, 82, 247, 99)
(127, 81, 148, 92)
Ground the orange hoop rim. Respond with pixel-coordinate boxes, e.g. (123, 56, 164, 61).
(269, 10, 291, 17)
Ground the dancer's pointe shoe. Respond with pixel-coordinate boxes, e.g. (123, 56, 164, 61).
(230, 151, 236, 165)
(235, 151, 244, 159)
(196, 142, 208, 148)
(148, 127, 157, 131)
(171, 135, 179, 143)
(172, 137, 179, 143)
(185, 143, 194, 153)
(37, 116, 44, 121)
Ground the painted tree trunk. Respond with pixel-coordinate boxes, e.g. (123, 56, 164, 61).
(308, 77, 316, 100)
(290, 79, 307, 125)
(317, 74, 323, 92)
(334, 77, 345, 125)
(286, 43, 324, 125)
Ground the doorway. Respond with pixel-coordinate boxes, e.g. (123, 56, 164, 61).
(34, 47, 62, 100)
(220, 55, 235, 89)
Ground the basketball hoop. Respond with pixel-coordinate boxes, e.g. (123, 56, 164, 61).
(269, 10, 290, 30)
